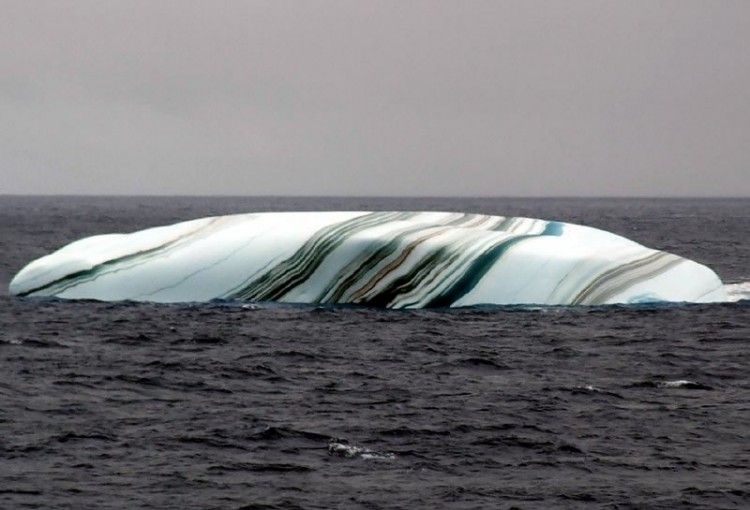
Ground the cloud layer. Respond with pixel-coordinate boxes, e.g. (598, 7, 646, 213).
(2, 1, 748, 196)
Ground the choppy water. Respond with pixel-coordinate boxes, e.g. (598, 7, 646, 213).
(1, 196, 748, 509)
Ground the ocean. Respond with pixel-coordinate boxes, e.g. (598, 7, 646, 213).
(1, 196, 748, 509)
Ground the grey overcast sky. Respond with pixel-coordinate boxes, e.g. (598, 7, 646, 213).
(1, 1, 748, 196)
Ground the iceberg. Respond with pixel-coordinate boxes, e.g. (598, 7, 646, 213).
(8, 211, 727, 307)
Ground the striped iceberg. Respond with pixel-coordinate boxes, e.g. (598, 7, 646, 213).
(9, 211, 727, 307)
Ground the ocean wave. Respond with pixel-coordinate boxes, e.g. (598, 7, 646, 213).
(328, 441, 396, 461)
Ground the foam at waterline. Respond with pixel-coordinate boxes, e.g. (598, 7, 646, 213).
(723, 281, 750, 302)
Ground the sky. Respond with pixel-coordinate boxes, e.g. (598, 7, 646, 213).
(1, 0, 748, 196)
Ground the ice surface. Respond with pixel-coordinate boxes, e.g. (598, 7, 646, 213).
(9, 211, 727, 307)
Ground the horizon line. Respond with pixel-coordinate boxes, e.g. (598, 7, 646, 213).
(1, 193, 749, 200)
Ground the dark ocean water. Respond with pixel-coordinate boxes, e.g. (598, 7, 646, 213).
(1, 196, 748, 509)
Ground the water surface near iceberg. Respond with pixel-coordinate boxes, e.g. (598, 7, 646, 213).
(1, 197, 748, 509)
